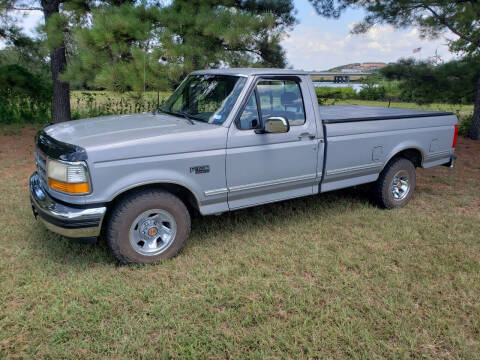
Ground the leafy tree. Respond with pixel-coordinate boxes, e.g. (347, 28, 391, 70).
(0, 0, 74, 123)
(381, 57, 480, 105)
(309, 0, 480, 140)
(0, 34, 49, 76)
(0, 64, 52, 123)
(0, 0, 135, 123)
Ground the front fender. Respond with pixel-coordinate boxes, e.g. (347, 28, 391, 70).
(106, 168, 204, 205)
(84, 149, 228, 215)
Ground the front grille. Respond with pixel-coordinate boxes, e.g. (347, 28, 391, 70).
(34, 149, 47, 183)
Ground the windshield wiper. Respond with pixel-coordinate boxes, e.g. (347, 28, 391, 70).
(174, 111, 196, 125)
(155, 108, 196, 125)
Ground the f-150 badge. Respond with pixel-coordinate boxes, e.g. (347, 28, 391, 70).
(190, 165, 210, 174)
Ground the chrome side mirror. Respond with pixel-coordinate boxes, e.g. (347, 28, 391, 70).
(257, 116, 290, 134)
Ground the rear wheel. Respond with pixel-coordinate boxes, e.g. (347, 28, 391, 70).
(375, 157, 416, 209)
(106, 189, 191, 264)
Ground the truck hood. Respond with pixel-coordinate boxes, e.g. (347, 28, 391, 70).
(43, 113, 227, 163)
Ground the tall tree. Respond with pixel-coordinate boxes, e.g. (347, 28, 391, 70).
(308, 0, 480, 140)
(63, 3, 168, 92)
(159, 0, 296, 78)
(64, 0, 297, 90)
(0, 0, 73, 122)
(0, 0, 135, 123)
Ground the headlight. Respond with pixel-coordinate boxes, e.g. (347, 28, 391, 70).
(46, 158, 91, 194)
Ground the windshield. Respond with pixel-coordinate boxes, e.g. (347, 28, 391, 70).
(160, 75, 246, 125)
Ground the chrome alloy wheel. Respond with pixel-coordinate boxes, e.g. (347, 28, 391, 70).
(391, 170, 410, 201)
(129, 209, 177, 256)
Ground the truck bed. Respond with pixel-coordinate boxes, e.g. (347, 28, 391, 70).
(319, 105, 453, 124)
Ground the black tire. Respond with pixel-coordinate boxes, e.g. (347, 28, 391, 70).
(375, 157, 416, 209)
(106, 189, 191, 264)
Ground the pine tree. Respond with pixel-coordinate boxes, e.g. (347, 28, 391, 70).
(64, 3, 168, 92)
(65, 0, 296, 91)
(159, 0, 296, 78)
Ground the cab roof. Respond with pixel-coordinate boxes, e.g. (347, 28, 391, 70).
(191, 68, 309, 77)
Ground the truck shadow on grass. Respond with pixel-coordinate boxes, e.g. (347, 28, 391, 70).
(32, 184, 375, 267)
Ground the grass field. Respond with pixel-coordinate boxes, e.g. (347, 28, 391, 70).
(69, 90, 474, 132)
(70, 91, 171, 119)
(1, 126, 479, 359)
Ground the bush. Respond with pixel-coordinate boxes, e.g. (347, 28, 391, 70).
(0, 64, 51, 124)
(458, 115, 472, 136)
(358, 85, 386, 100)
(381, 58, 480, 105)
(315, 86, 357, 104)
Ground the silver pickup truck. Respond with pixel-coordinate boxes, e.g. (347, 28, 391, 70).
(30, 68, 458, 264)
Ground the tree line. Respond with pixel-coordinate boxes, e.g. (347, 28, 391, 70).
(1, 0, 296, 123)
(1, 0, 480, 139)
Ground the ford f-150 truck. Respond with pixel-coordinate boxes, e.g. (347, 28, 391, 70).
(30, 68, 458, 264)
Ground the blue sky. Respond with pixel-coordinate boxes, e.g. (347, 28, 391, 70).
(8, 0, 457, 70)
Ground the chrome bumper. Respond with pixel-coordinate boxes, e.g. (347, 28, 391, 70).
(29, 172, 107, 239)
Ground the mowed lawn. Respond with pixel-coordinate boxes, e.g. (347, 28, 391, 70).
(0, 126, 479, 359)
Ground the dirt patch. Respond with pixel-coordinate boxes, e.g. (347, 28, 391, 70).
(0, 127, 38, 183)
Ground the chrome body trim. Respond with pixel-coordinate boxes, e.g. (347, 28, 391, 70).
(326, 162, 383, 176)
(30, 172, 106, 238)
(228, 174, 316, 192)
(425, 150, 451, 160)
(204, 188, 229, 197)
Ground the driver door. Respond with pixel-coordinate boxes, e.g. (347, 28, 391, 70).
(226, 76, 318, 210)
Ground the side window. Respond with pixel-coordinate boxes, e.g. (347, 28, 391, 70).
(256, 80, 306, 126)
(237, 92, 260, 130)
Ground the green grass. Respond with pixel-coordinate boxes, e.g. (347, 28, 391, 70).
(70, 91, 171, 119)
(1, 127, 480, 359)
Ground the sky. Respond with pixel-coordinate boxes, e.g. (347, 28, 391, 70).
(6, 0, 458, 70)
(282, 0, 458, 70)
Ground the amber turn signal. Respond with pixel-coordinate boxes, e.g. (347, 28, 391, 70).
(48, 178, 90, 194)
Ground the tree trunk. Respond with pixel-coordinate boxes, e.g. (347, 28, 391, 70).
(469, 75, 480, 140)
(42, 0, 71, 123)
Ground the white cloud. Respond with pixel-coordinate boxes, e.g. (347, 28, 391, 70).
(282, 23, 458, 70)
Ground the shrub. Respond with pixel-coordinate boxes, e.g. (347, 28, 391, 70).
(358, 85, 386, 101)
(315, 86, 357, 103)
(0, 64, 51, 124)
(458, 115, 472, 136)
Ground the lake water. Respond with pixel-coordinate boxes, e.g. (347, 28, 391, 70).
(313, 82, 366, 92)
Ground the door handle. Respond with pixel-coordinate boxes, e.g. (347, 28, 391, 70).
(298, 132, 316, 140)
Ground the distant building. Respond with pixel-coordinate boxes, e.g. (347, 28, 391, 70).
(330, 62, 388, 72)
(341, 69, 363, 73)
(359, 62, 388, 71)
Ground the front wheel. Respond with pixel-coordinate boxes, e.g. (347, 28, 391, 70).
(106, 189, 191, 264)
(374, 157, 416, 209)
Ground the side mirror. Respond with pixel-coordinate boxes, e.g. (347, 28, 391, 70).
(256, 116, 290, 134)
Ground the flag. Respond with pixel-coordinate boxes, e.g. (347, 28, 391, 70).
(413, 47, 422, 54)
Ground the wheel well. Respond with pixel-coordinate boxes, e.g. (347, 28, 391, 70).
(108, 183, 200, 215)
(390, 148, 423, 168)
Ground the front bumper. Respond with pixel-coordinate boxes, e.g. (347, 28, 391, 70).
(30, 172, 107, 239)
